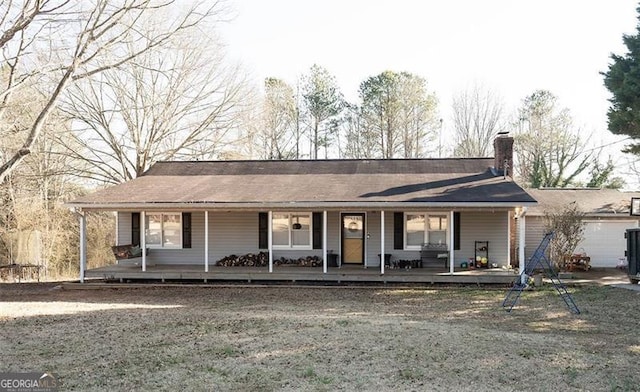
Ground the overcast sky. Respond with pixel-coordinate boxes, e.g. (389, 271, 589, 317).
(219, 0, 638, 172)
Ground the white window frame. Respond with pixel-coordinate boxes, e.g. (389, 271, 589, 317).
(272, 212, 313, 250)
(404, 212, 449, 250)
(145, 212, 182, 249)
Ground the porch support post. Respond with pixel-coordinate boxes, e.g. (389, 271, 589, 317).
(506, 210, 511, 267)
(268, 211, 273, 273)
(79, 211, 86, 283)
(380, 210, 385, 275)
(322, 210, 328, 274)
(114, 212, 119, 246)
(518, 208, 527, 284)
(141, 211, 146, 272)
(204, 210, 209, 272)
(449, 210, 455, 274)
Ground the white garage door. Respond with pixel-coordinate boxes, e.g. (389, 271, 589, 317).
(577, 220, 638, 268)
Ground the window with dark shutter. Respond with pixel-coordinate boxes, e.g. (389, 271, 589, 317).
(258, 212, 268, 249)
(131, 212, 140, 246)
(394, 212, 404, 250)
(454, 212, 461, 250)
(182, 213, 192, 248)
(312, 212, 322, 249)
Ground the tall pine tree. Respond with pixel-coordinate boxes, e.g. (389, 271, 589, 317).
(603, 5, 640, 154)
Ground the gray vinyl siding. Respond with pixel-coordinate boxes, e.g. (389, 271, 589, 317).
(116, 211, 204, 265)
(210, 211, 342, 264)
(148, 212, 205, 265)
(347, 211, 409, 267)
(208, 211, 259, 264)
(117, 212, 132, 245)
(367, 211, 510, 268)
(327, 212, 340, 255)
(117, 210, 343, 266)
(457, 211, 509, 267)
(524, 216, 546, 262)
(115, 209, 511, 267)
(364, 212, 378, 267)
(382, 212, 422, 264)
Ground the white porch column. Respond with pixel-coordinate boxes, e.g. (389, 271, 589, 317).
(114, 212, 119, 246)
(506, 210, 511, 267)
(449, 210, 455, 274)
(141, 211, 146, 272)
(204, 210, 209, 272)
(268, 211, 273, 273)
(79, 211, 86, 283)
(380, 210, 385, 275)
(322, 210, 328, 274)
(518, 209, 527, 283)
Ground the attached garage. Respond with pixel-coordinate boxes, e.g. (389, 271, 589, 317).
(577, 220, 638, 268)
(524, 188, 640, 268)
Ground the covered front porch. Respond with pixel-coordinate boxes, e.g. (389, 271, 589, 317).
(76, 206, 529, 285)
(84, 263, 519, 285)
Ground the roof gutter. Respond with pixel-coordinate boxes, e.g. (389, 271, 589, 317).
(66, 200, 538, 211)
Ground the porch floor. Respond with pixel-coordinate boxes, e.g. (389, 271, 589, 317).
(85, 264, 518, 285)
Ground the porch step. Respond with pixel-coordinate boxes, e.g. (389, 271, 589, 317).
(85, 265, 517, 285)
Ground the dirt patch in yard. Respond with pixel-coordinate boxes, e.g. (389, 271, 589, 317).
(1, 282, 639, 391)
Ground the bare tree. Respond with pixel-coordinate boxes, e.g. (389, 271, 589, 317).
(256, 77, 297, 160)
(0, 0, 226, 184)
(452, 83, 505, 157)
(59, 29, 247, 184)
(515, 90, 591, 188)
(0, 78, 96, 275)
(544, 202, 586, 268)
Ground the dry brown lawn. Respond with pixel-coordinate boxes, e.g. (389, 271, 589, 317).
(1, 282, 639, 391)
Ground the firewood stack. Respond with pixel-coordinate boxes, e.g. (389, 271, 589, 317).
(216, 252, 269, 267)
(215, 253, 322, 267)
(274, 255, 321, 267)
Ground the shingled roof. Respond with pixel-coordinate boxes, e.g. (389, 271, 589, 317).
(526, 188, 640, 216)
(68, 158, 537, 210)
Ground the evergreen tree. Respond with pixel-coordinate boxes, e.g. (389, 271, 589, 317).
(358, 71, 438, 159)
(603, 5, 640, 154)
(301, 65, 343, 159)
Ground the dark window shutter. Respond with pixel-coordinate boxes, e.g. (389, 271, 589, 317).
(131, 212, 140, 246)
(182, 213, 192, 248)
(258, 212, 268, 249)
(453, 212, 461, 250)
(394, 212, 404, 250)
(313, 212, 322, 249)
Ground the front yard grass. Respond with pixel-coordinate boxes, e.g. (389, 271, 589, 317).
(0, 283, 639, 391)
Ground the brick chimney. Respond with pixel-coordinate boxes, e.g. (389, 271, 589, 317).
(494, 132, 513, 178)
